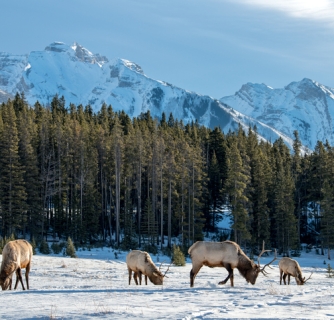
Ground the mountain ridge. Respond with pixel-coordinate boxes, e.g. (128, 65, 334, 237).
(220, 78, 334, 150)
(1, 41, 332, 151)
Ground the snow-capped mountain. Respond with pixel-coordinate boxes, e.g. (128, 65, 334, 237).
(0, 42, 229, 125)
(0, 42, 327, 151)
(220, 79, 334, 150)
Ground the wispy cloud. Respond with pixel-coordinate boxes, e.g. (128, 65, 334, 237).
(236, 0, 334, 23)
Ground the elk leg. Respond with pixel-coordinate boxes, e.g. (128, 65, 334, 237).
(25, 263, 30, 290)
(14, 270, 20, 289)
(15, 268, 26, 290)
(190, 264, 202, 287)
(133, 272, 139, 285)
(287, 274, 291, 285)
(138, 271, 142, 285)
(8, 276, 12, 290)
(145, 275, 148, 285)
(128, 269, 132, 285)
(282, 273, 288, 285)
(280, 270, 283, 285)
(218, 264, 234, 286)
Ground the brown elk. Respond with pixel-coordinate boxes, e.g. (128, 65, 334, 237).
(126, 250, 170, 285)
(279, 257, 312, 285)
(188, 240, 276, 287)
(0, 239, 33, 290)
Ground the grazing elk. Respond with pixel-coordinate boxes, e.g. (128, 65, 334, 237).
(188, 240, 276, 287)
(0, 239, 33, 290)
(279, 257, 312, 285)
(126, 250, 170, 285)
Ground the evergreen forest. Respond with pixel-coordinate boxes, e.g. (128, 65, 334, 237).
(1, 93, 334, 257)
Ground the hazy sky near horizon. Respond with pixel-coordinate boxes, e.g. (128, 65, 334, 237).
(2, 0, 334, 98)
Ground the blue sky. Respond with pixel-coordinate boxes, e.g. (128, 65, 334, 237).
(2, 0, 334, 98)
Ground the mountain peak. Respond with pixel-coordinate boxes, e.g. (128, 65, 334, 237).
(284, 78, 328, 101)
(44, 41, 108, 66)
(239, 82, 273, 93)
(45, 42, 70, 53)
(221, 78, 334, 150)
(285, 78, 315, 91)
(71, 42, 108, 65)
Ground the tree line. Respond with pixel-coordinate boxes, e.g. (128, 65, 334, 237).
(0, 93, 334, 257)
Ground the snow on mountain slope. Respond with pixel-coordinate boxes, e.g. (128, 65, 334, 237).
(1, 42, 220, 124)
(0, 42, 314, 151)
(220, 79, 334, 150)
(0, 51, 28, 100)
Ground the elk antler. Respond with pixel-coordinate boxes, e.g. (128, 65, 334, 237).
(257, 241, 277, 274)
(163, 261, 173, 277)
(260, 249, 277, 276)
(159, 261, 165, 271)
(303, 272, 313, 284)
(257, 241, 271, 266)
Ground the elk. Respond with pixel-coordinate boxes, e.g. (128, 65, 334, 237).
(279, 257, 312, 285)
(126, 250, 170, 285)
(188, 240, 276, 287)
(0, 239, 33, 290)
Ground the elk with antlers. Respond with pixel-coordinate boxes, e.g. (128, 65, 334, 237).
(188, 240, 276, 287)
(279, 257, 312, 285)
(126, 250, 171, 285)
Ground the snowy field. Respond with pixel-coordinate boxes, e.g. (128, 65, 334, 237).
(1, 247, 334, 319)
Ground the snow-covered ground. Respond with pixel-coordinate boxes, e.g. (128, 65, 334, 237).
(1, 247, 333, 319)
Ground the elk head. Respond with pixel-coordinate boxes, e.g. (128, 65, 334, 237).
(251, 241, 277, 283)
(149, 271, 164, 285)
(297, 272, 313, 285)
(151, 261, 173, 285)
(0, 274, 12, 290)
(242, 242, 277, 285)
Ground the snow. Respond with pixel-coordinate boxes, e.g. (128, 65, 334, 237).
(24, 63, 31, 71)
(1, 247, 334, 319)
(220, 79, 334, 150)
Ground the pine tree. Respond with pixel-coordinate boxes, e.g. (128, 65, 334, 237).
(111, 116, 124, 246)
(250, 147, 271, 249)
(320, 143, 334, 260)
(271, 140, 297, 255)
(172, 244, 186, 266)
(39, 238, 51, 254)
(37, 106, 58, 243)
(65, 237, 77, 258)
(121, 177, 137, 250)
(206, 127, 228, 233)
(141, 197, 158, 245)
(208, 151, 222, 231)
(292, 130, 302, 247)
(164, 130, 176, 248)
(307, 141, 328, 238)
(0, 101, 27, 237)
(16, 99, 41, 240)
(157, 128, 166, 248)
(224, 139, 251, 244)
